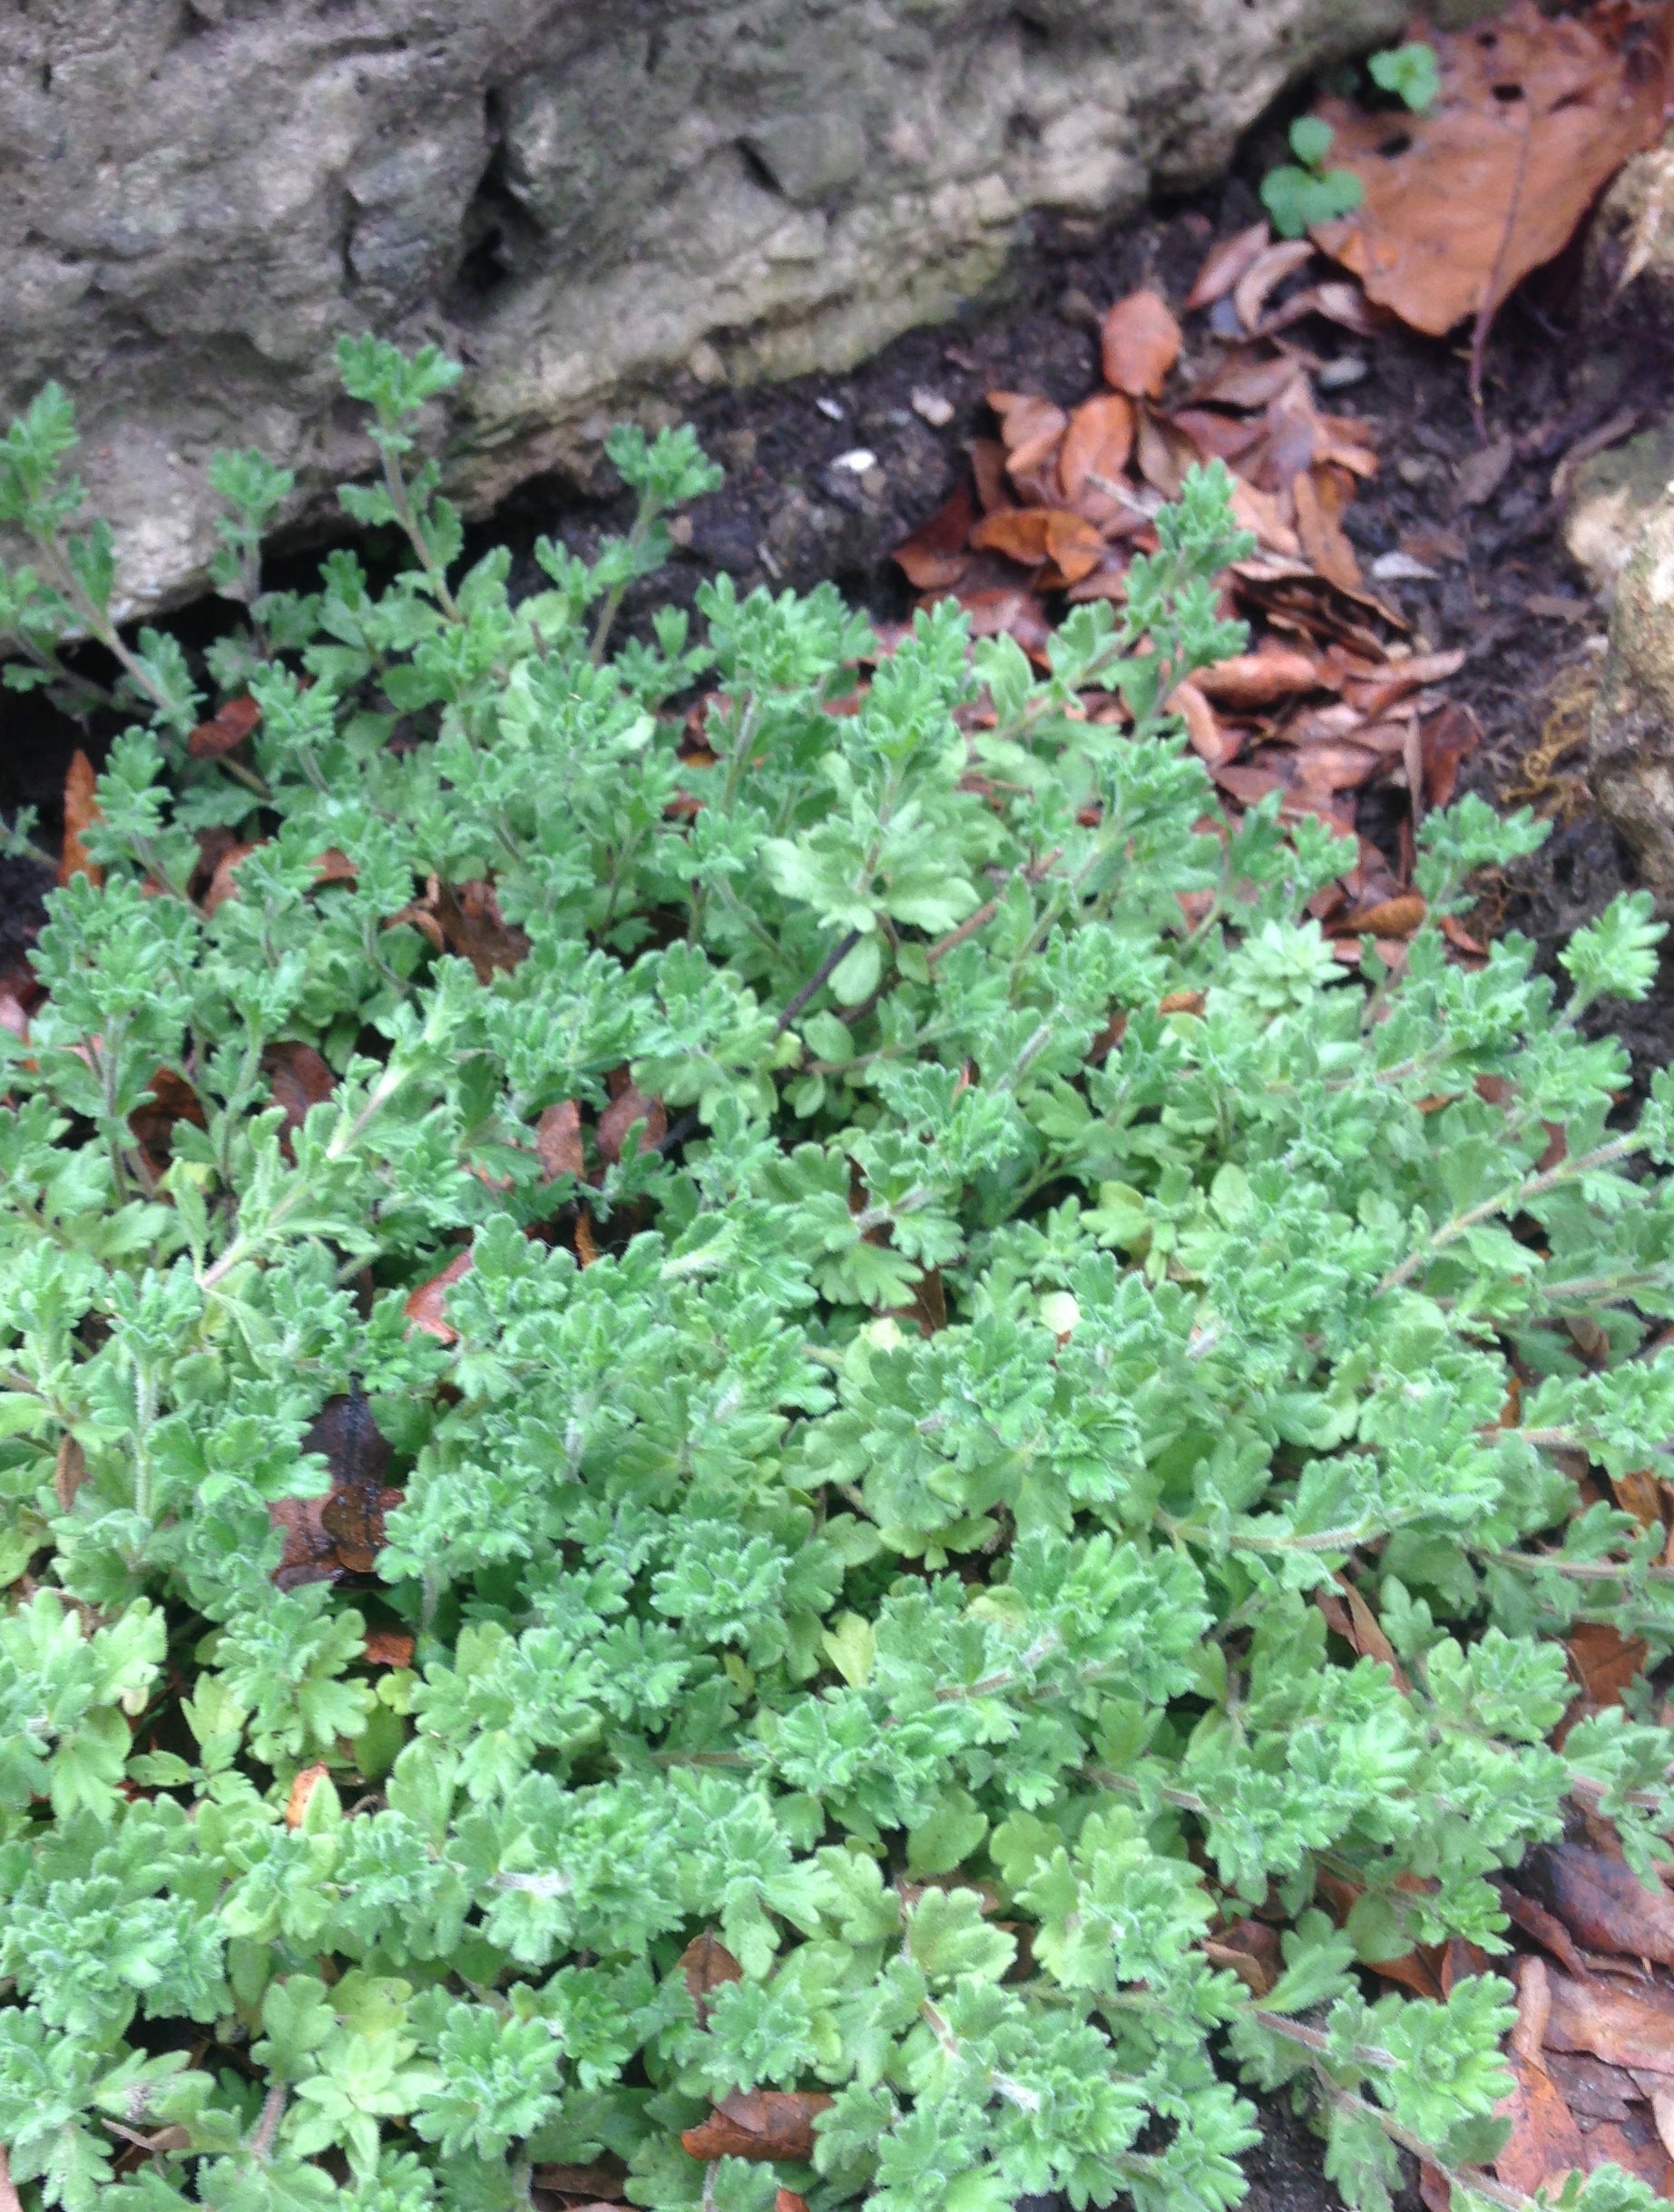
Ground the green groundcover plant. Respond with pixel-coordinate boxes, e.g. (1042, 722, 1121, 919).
(3, 340, 1674, 2212)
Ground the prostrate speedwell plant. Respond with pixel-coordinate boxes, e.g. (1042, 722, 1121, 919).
(1, 342, 1673, 2212)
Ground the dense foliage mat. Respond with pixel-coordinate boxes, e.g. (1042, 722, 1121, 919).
(4, 344, 1674, 2212)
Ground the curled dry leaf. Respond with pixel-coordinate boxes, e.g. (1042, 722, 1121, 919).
(186, 693, 261, 759)
(1194, 648, 1322, 708)
(363, 1628, 415, 1668)
(1333, 894, 1427, 939)
(1545, 1966, 1674, 2075)
(1293, 465, 1363, 593)
(537, 1100, 587, 1182)
(1494, 1955, 1589, 2199)
(776, 2195, 811, 2212)
(1500, 1882, 1592, 1981)
(1170, 680, 1235, 768)
(1314, 0, 1670, 344)
(434, 878, 531, 982)
(54, 1434, 86, 1513)
(1233, 239, 1317, 335)
(285, 1764, 330, 1830)
(892, 483, 974, 591)
(1059, 393, 1136, 504)
(60, 748, 102, 888)
(1530, 1844, 1674, 1971)
(405, 1247, 474, 1345)
(1567, 1619, 1650, 1708)
(680, 2090, 834, 2164)
(263, 1041, 335, 1136)
(1099, 290, 1181, 399)
(970, 507, 1105, 582)
(1185, 220, 1273, 309)
(203, 841, 259, 917)
(532, 2167, 630, 2202)
(678, 1930, 743, 2028)
(597, 1084, 668, 1164)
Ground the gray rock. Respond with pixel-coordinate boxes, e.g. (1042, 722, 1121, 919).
(1563, 418, 1674, 606)
(2, 0, 1478, 616)
(1591, 487, 1674, 907)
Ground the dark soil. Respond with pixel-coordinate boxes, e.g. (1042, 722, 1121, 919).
(2, 145, 1669, 2212)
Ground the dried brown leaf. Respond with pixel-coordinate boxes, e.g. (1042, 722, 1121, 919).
(1100, 290, 1181, 398)
(1568, 1620, 1650, 1708)
(1545, 1967, 1674, 2075)
(405, 1247, 474, 1345)
(60, 749, 102, 888)
(1532, 1844, 1674, 1970)
(1059, 393, 1136, 504)
(1195, 648, 1322, 708)
(1235, 240, 1317, 333)
(364, 1628, 416, 1668)
(1315, 2, 1669, 342)
(1494, 1956, 1589, 2198)
(187, 694, 262, 759)
(893, 484, 975, 591)
(1186, 221, 1274, 309)
(285, 1764, 329, 1830)
(680, 2090, 834, 2164)
(679, 1931, 743, 2028)
(263, 1041, 335, 1135)
(537, 1100, 587, 1181)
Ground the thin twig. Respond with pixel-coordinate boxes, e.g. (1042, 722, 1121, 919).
(778, 929, 862, 1032)
(927, 849, 1063, 969)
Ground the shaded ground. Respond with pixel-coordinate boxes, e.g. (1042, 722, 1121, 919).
(1, 150, 1669, 2212)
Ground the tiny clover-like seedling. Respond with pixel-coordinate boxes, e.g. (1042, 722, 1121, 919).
(1261, 114, 1366, 239)
(1369, 39, 1441, 113)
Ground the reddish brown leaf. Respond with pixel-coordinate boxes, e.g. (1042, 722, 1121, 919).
(1333, 894, 1426, 939)
(1234, 240, 1317, 335)
(203, 841, 259, 917)
(1613, 1467, 1667, 1533)
(1100, 290, 1181, 399)
(1420, 702, 1483, 811)
(597, 1085, 667, 1165)
(1059, 393, 1136, 505)
(532, 2168, 629, 2202)
(60, 749, 102, 888)
(1567, 1620, 1649, 1709)
(263, 1042, 335, 1135)
(680, 2090, 833, 2164)
(1545, 1967, 1674, 2075)
(313, 847, 358, 886)
(405, 1248, 474, 1345)
(273, 1385, 397, 1585)
(574, 1209, 599, 1268)
(1501, 1883, 1592, 1981)
(363, 1628, 415, 1668)
(951, 590, 1052, 655)
(775, 2195, 811, 2212)
(1417, 2161, 1452, 2212)
(1188, 350, 1303, 414)
(1203, 1916, 1280, 1995)
(537, 1101, 587, 1182)
(285, 1764, 329, 1829)
(1195, 649, 1322, 709)
(967, 438, 1012, 515)
(1170, 680, 1235, 768)
(187, 694, 262, 759)
(1494, 1956, 1589, 2198)
(1314, 1, 1669, 346)
(893, 484, 976, 592)
(679, 1931, 743, 2027)
(1184, 221, 1273, 310)
(54, 1434, 86, 1513)
(1532, 1845, 1674, 1970)
(1294, 465, 1363, 593)
(435, 879, 530, 982)
(968, 506, 1098, 573)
